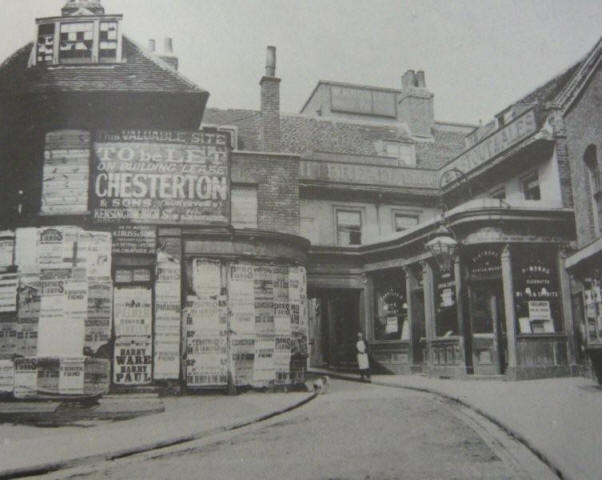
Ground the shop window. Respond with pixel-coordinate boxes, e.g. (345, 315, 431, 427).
(393, 213, 419, 232)
(521, 171, 540, 201)
(434, 265, 458, 337)
(336, 210, 361, 246)
(512, 247, 562, 334)
(59, 22, 94, 63)
(231, 185, 258, 229)
(584, 145, 602, 234)
(373, 270, 408, 341)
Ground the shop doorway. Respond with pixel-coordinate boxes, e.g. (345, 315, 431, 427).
(467, 280, 506, 375)
(309, 289, 361, 369)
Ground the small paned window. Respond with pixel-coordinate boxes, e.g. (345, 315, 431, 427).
(337, 210, 361, 246)
(59, 22, 94, 63)
(394, 213, 419, 232)
(37, 23, 55, 64)
(522, 171, 541, 201)
(99, 22, 118, 61)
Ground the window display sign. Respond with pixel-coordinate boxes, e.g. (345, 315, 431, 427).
(434, 268, 459, 337)
(91, 129, 230, 225)
(513, 248, 560, 334)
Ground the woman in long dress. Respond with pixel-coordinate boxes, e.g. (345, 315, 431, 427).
(356, 332, 370, 381)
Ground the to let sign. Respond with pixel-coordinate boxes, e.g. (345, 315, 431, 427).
(91, 129, 230, 225)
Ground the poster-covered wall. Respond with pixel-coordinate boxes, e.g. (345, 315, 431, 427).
(183, 260, 308, 389)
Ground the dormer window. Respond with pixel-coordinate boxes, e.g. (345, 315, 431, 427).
(59, 22, 94, 63)
(34, 14, 122, 66)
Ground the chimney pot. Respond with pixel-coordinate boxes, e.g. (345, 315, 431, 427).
(416, 70, 426, 88)
(164, 37, 174, 54)
(148, 38, 156, 52)
(402, 69, 417, 89)
(265, 45, 276, 77)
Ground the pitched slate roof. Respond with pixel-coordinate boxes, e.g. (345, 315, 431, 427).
(202, 108, 470, 169)
(0, 36, 205, 96)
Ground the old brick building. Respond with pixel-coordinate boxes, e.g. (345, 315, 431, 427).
(1, 1, 601, 397)
(0, 1, 309, 397)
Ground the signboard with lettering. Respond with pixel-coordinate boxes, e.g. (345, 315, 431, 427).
(299, 160, 439, 189)
(440, 109, 538, 187)
(112, 225, 156, 255)
(92, 129, 230, 225)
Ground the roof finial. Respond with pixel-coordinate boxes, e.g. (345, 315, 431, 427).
(62, 0, 105, 16)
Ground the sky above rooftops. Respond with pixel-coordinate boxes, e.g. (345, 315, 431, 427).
(1, 0, 601, 125)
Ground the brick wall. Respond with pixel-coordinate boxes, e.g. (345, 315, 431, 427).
(231, 151, 299, 235)
(260, 76, 281, 152)
(564, 65, 602, 248)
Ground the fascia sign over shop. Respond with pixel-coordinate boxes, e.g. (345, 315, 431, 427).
(0, 128, 309, 398)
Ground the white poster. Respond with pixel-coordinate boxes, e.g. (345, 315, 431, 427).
(0, 273, 17, 312)
(81, 231, 112, 279)
(192, 259, 221, 299)
(59, 357, 85, 395)
(154, 252, 181, 380)
(38, 226, 80, 268)
(86, 281, 112, 354)
(186, 336, 228, 386)
(14, 357, 37, 399)
(253, 335, 275, 383)
(113, 336, 152, 385)
(230, 264, 255, 335)
(114, 287, 153, 337)
(15, 227, 38, 270)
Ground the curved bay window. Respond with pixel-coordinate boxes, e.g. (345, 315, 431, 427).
(512, 245, 561, 334)
(373, 270, 408, 341)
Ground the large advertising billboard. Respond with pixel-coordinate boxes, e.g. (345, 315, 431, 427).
(91, 130, 230, 225)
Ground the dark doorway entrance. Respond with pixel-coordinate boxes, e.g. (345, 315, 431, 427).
(309, 289, 361, 369)
(468, 280, 506, 375)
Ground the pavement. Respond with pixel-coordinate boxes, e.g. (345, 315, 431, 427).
(0, 389, 315, 479)
(310, 367, 602, 480)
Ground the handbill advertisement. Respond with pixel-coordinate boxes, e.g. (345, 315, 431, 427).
(0, 232, 14, 268)
(113, 336, 152, 385)
(86, 282, 112, 354)
(254, 266, 274, 335)
(229, 264, 255, 335)
(0, 359, 13, 393)
(114, 287, 152, 337)
(92, 129, 230, 225)
(154, 251, 181, 380)
(112, 225, 156, 255)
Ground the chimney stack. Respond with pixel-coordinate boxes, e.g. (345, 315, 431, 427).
(259, 45, 281, 152)
(398, 69, 434, 138)
(158, 37, 178, 71)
